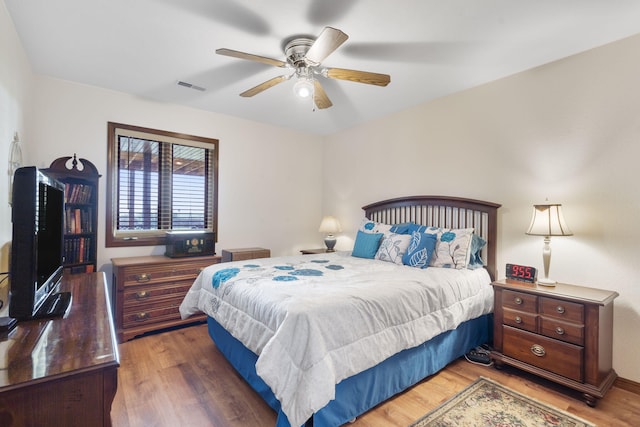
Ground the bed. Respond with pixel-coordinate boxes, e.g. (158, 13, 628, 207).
(180, 195, 500, 427)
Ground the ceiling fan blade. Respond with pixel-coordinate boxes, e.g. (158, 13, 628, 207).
(325, 68, 391, 87)
(216, 48, 287, 68)
(313, 80, 332, 109)
(305, 27, 348, 65)
(240, 75, 290, 97)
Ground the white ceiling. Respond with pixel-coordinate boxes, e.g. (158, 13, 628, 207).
(6, 0, 640, 135)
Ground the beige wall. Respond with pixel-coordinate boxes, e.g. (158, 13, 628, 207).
(324, 33, 640, 382)
(27, 76, 324, 273)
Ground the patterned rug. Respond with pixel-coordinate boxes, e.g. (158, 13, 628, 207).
(410, 377, 595, 427)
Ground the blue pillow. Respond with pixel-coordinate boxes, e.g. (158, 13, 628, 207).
(390, 222, 428, 235)
(352, 231, 384, 259)
(402, 231, 437, 268)
(468, 234, 487, 268)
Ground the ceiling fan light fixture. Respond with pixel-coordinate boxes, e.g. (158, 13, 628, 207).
(293, 77, 314, 98)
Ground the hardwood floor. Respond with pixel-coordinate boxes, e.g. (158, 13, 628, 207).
(112, 323, 639, 426)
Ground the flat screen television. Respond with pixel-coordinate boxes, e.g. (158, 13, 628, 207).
(9, 166, 68, 320)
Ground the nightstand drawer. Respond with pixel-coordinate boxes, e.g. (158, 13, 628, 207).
(539, 297, 584, 323)
(540, 317, 584, 345)
(503, 307, 537, 333)
(502, 289, 537, 313)
(503, 326, 583, 382)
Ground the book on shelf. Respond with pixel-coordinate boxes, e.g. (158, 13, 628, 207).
(64, 183, 93, 204)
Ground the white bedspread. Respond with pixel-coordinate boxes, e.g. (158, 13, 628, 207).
(179, 251, 493, 427)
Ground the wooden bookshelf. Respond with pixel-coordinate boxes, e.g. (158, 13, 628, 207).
(44, 154, 101, 274)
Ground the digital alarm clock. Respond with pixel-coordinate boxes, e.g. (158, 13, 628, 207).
(505, 263, 537, 283)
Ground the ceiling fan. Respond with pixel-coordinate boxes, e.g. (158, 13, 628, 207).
(216, 27, 391, 109)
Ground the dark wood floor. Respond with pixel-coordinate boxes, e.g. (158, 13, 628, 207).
(111, 323, 639, 426)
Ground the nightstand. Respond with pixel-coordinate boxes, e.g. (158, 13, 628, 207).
(490, 279, 618, 407)
(300, 248, 330, 255)
(221, 247, 270, 262)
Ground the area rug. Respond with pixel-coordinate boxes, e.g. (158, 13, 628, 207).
(410, 377, 595, 427)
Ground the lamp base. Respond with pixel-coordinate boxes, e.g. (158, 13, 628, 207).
(537, 277, 557, 287)
(324, 235, 336, 252)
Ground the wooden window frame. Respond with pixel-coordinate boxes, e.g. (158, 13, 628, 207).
(106, 122, 218, 247)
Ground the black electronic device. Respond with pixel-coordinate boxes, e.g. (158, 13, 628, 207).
(165, 231, 215, 258)
(505, 263, 537, 284)
(9, 166, 68, 320)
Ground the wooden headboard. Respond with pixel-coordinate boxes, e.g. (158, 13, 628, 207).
(363, 196, 501, 280)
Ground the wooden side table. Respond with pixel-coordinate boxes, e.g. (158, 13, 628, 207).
(491, 279, 618, 406)
(0, 272, 119, 426)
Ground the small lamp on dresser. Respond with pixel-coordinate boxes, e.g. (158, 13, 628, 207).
(525, 202, 572, 285)
(318, 216, 342, 252)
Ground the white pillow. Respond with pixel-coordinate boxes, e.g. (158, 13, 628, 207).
(375, 233, 411, 264)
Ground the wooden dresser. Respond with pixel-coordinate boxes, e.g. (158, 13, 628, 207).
(0, 272, 119, 426)
(221, 247, 270, 262)
(112, 255, 221, 342)
(491, 279, 618, 406)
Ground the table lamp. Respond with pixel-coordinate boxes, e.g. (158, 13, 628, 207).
(318, 216, 341, 252)
(525, 202, 572, 285)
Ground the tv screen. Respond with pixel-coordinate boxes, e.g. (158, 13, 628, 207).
(9, 166, 65, 320)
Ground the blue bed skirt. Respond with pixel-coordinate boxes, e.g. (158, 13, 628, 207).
(207, 313, 492, 427)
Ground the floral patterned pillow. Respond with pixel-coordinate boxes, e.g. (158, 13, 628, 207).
(423, 227, 475, 269)
(358, 218, 392, 235)
(375, 233, 411, 265)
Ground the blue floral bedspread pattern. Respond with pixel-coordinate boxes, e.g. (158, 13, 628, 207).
(180, 252, 493, 427)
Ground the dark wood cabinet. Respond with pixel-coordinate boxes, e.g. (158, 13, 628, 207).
(0, 272, 119, 426)
(491, 279, 618, 406)
(112, 255, 221, 342)
(44, 154, 100, 274)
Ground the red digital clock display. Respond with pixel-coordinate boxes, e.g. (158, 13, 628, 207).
(506, 263, 537, 283)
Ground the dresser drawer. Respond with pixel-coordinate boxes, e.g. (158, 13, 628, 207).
(539, 297, 584, 323)
(503, 325, 583, 382)
(502, 289, 538, 313)
(120, 263, 204, 287)
(123, 301, 183, 329)
(122, 281, 194, 307)
(540, 317, 584, 346)
(503, 307, 538, 333)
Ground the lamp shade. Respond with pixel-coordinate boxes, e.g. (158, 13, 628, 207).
(526, 204, 573, 237)
(318, 216, 342, 234)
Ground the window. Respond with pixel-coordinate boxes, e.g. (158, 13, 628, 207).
(106, 122, 218, 247)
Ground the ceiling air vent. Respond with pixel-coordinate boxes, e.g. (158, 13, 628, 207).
(177, 81, 206, 91)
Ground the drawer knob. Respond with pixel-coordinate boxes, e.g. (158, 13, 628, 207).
(514, 297, 523, 305)
(514, 316, 523, 324)
(134, 312, 149, 322)
(555, 326, 565, 335)
(135, 273, 151, 283)
(556, 305, 565, 314)
(530, 344, 546, 357)
(135, 291, 149, 299)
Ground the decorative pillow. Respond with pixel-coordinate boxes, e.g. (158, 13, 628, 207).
(468, 234, 487, 269)
(402, 231, 438, 268)
(424, 227, 475, 269)
(374, 233, 411, 264)
(358, 218, 392, 235)
(351, 230, 384, 259)
(390, 222, 427, 235)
